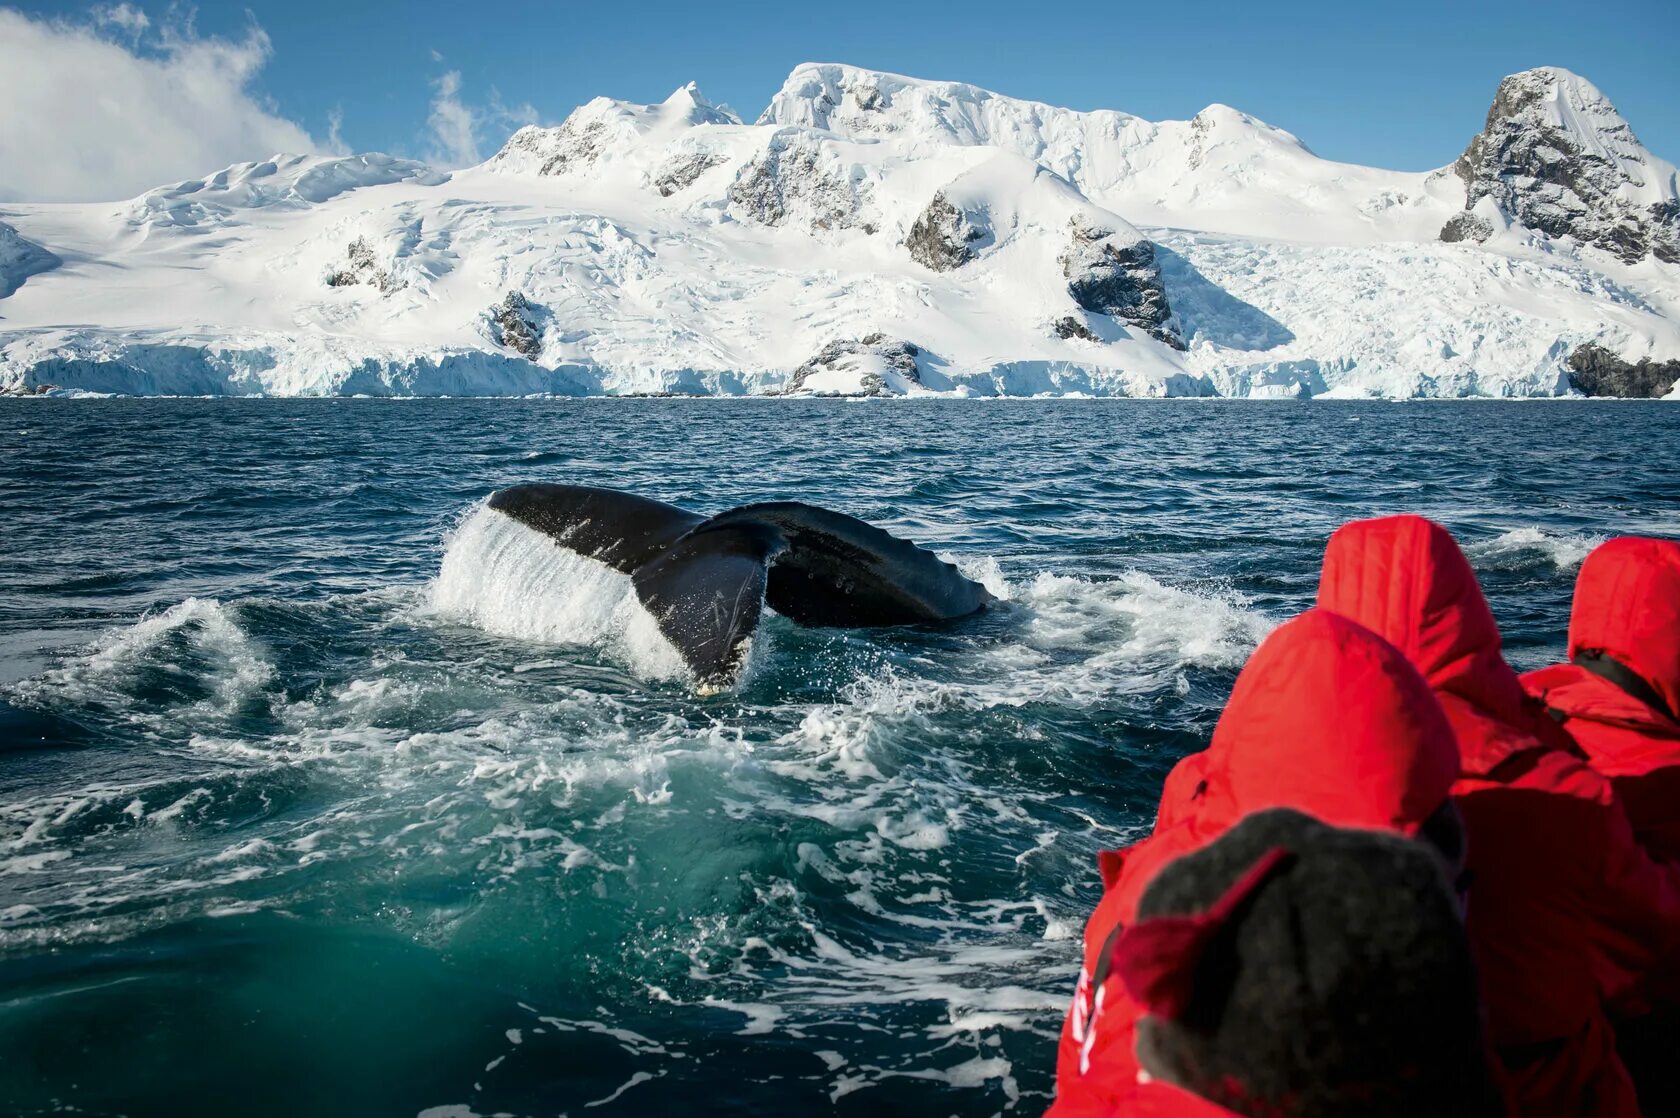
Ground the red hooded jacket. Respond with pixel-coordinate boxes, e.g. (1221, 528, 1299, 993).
(1049, 609, 1460, 1117)
(1106, 1081, 1243, 1117)
(1318, 515, 1680, 1118)
(1524, 537, 1680, 862)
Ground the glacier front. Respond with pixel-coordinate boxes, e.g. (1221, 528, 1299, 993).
(1, 65, 1676, 399)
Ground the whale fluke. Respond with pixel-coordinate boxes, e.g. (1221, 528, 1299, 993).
(488, 484, 704, 573)
(486, 484, 991, 687)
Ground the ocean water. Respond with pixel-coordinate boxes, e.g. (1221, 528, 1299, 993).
(1, 398, 1676, 1118)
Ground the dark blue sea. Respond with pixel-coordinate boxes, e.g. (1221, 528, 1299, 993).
(2, 399, 1677, 1117)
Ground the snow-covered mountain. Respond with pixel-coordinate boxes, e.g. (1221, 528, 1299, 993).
(1439, 68, 1680, 265)
(1, 64, 1676, 398)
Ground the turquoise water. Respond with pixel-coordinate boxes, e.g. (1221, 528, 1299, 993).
(1, 399, 1677, 1117)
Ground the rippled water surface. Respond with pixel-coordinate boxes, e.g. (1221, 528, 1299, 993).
(2, 399, 1677, 1117)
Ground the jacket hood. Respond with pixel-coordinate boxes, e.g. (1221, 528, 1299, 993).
(1061, 609, 1462, 1102)
(1189, 607, 1460, 837)
(1569, 537, 1680, 720)
(1317, 516, 1534, 772)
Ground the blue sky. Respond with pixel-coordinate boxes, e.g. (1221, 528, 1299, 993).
(7, 0, 1680, 185)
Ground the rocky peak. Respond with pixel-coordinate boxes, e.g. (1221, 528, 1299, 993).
(1439, 67, 1679, 264)
(487, 86, 739, 179)
(488, 105, 623, 177)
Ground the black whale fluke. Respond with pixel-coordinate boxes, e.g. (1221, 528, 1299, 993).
(486, 484, 992, 688)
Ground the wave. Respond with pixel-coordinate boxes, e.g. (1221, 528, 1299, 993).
(0, 522, 1274, 1109)
(6, 597, 274, 723)
(1466, 526, 1604, 571)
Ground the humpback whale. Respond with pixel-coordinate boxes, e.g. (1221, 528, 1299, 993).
(487, 484, 993, 688)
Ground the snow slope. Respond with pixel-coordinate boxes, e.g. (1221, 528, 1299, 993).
(1, 65, 1676, 398)
(763, 63, 1458, 244)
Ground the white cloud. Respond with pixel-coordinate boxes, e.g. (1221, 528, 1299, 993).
(325, 105, 347, 154)
(427, 69, 479, 167)
(91, 2, 148, 41)
(424, 69, 541, 169)
(0, 7, 323, 202)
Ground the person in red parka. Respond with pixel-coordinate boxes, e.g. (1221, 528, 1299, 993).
(1524, 537, 1680, 861)
(1522, 536, 1680, 1112)
(1316, 515, 1680, 1118)
(1049, 608, 1463, 1117)
(1108, 808, 1502, 1118)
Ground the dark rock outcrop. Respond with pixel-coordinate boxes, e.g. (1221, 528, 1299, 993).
(490, 291, 545, 359)
(1060, 220, 1183, 350)
(787, 332, 921, 395)
(653, 151, 726, 197)
(906, 193, 986, 271)
(853, 84, 885, 112)
(1439, 211, 1495, 245)
(1053, 316, 1100, 342)
(1440, 69, 1680, 264)
(497, 117, 609, 177)
(729, 135, 871, 231)
(326, 237, 402, 294)
(1566, 343, 1679, 398)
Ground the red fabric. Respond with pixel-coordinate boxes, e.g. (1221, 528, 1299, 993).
(1568, 537, 1680, 720)
(1525, 538, 1680, 861)
(1049, 608, 1458, 1117)
(1317, 515, 1680, 1118)
(1103, 1081, 1244, 1117)
(1112, 847, 1295, 1021)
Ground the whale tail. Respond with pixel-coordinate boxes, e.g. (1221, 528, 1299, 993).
(487, 485, 992, 687)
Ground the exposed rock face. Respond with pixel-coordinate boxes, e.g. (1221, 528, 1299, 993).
(494, 116, 610, 177)
(0, 221, 61, 299)
(1061, 220, 1182, 349)
(326, 237, 402, 294)
(1566, 343, 1679, 397)
(1053, 316, 1100, 342)
(906, 193, 985, 271)
(490, 291, 545, 359)
(653, 151, 725, 197)
(787, 332, 921, 395)
(1441, 68, 1680, 264)
(1439, 211, 1495, 245)
(487, 84, 741, 185)
(729, 134, 873, 231)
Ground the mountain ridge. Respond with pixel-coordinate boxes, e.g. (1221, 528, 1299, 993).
(1, 63, 1676, 399)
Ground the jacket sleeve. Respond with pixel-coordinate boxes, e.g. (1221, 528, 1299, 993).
(1578, 765, 1680, 1005)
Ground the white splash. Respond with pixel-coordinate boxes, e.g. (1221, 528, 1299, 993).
(1467, 526, 1605, 571)
(428, 503, 688, 681)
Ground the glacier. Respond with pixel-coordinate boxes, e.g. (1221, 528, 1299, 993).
(0, 65, 1676, 399)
